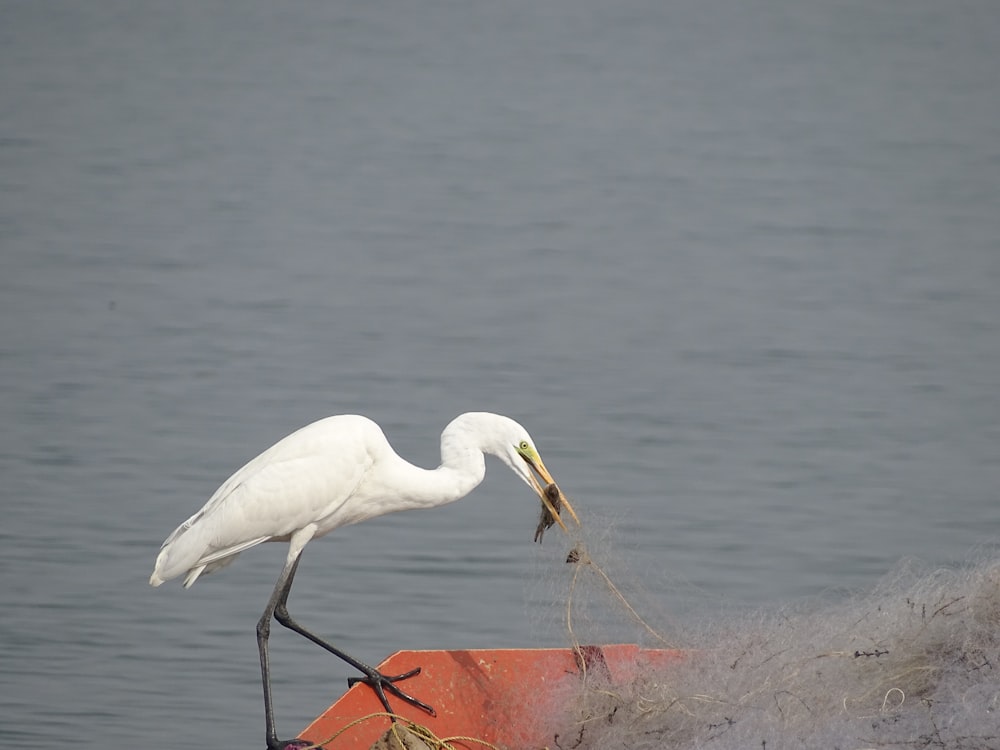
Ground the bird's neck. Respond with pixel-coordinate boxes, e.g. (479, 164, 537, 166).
(380, 452, 486, 511)
(380, 415, 502, 511)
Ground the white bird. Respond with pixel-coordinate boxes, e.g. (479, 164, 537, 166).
(150, 412, 578, 750)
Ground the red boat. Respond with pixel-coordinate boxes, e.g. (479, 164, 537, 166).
(298, 645, 683, 749)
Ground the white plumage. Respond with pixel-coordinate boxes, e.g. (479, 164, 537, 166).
(150, 411, 576, 750)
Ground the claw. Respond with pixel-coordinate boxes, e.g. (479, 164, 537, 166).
(349, 665, 436, 718)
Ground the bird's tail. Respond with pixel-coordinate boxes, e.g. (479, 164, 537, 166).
(149, 544, 180, 587)
(150, 525, 265, 587)
(149, 518, 210, 587)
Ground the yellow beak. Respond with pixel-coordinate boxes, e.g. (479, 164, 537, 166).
(522, 452, 580, 532)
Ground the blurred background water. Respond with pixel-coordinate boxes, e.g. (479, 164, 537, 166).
(1, 1, 998, 747)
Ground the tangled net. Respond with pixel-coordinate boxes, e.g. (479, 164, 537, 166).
(549, 545, 1000, 749)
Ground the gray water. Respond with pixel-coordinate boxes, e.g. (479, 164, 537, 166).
(2, 1, 999, 747)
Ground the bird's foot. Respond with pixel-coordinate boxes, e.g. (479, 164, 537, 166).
(348, 666, 437, 718)
(267, 738, 324, 750)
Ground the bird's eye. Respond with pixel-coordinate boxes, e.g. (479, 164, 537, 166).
(519, 440, 530, 451)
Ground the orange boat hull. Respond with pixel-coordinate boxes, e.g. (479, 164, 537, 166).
(300, 645, 683, 749)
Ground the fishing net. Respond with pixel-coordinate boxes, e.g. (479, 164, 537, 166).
(535, 524, 1000, 750)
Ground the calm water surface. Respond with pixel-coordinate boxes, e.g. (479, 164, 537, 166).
(2, 1, 998, 747)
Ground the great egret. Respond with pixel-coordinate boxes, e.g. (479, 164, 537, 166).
(150, 412, 578, 750)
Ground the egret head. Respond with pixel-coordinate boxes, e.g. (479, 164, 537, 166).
(445, 412, 580, 537)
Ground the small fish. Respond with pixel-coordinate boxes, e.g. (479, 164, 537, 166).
(534, 482, 565, 543)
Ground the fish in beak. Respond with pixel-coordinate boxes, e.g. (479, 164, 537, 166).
(517, 445, 580, 542)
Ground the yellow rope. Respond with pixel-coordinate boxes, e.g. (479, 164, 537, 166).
(310, 711, 501, 750)
(310, 711, 399, 747)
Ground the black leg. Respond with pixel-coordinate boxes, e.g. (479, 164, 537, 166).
(258, 554, 323, 749)
(257, 549, 435, 750)
(272, 573, 436, 718)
